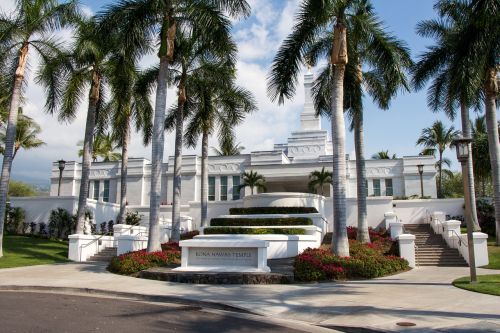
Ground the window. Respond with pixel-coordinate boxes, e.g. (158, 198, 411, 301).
(87, 182, 91, 198)
(208, 176, 215, 201)
(220, 176, 228, 201)
(385, 179, 393, 196)
(232, 176, 240, 200)
(365, 180, 369, 197)
(93, 181, 99, 200)
(373, 179, 381, 196)
(103, 180, 110, 202)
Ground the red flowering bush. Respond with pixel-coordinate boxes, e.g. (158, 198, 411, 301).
(295, 238, 409, 282)
(108, 242, 181, 275)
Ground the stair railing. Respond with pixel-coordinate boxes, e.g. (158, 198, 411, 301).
(451, 229, 467, 248)
(79, 232, 113, 262)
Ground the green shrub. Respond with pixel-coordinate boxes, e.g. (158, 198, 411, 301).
(125, 211, 142, 226)
(48, 208, 75, 239)
(204, 227, 306, 235)
(4, 205, 26, 234)
(294, 240, 409, 282)
(180, 230, 199, 240)
(210, 217, 313, 227)
(229, 207, 318, 215)
(108, 242, 181, 275)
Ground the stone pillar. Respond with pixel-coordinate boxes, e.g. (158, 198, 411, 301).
(384, 211, 397, 230)
(390, 221, 404, 240)
(458, 232, 489, 267)
(116, 235, 148, 255)
(398, 234, 416, 268)
(442, 220, 461, 248)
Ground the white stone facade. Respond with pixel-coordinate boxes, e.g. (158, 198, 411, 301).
(46, 72, 437, 217)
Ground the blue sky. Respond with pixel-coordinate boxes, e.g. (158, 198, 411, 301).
(1, 0, 475, 185)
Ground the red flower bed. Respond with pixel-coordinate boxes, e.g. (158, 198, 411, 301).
(108, 242, 181, 275)
(295, 230, 409, 282)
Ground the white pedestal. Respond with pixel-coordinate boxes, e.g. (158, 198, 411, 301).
(116, 235, 148, 255)
(384, 211, 397, 230)
(398, 234, 416, 268)
(390, 221, 404, 240)
(174, 239, 271, 273)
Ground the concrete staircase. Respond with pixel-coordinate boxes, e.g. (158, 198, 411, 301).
(88, 247, 117, 262)
(404, 224, 467, 267)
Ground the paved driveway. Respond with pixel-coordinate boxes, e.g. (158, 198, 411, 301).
(0, 263, 498, 332)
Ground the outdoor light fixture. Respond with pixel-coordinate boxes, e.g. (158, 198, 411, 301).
(57, 159, 66, 197)
(452, 136, 477, 283)
(453, 137, 472, 163)
(417, 164, 424, 198)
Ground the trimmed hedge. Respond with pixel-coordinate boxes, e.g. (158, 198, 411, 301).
(229, 207, 318, 215)
(203, 227, 306, 235)
(108, 242, 181, 275)
(210, 217, 313, 227)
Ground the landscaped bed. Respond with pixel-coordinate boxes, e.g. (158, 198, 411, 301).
(0, 235, 69, 269)
(210, 217, 313, 226)
(294, 227, 409, 281)
(203, 227, 307, 235)
(453, 274, 500, 296)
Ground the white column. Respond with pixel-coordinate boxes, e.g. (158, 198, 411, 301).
(398, 234, 416, 268)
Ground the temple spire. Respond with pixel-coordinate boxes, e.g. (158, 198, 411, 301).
(300, 71, 321, 131)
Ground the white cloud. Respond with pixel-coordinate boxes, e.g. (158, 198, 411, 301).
(2, 0, 318, 184)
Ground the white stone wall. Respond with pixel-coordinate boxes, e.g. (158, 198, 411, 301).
(392, 198, 464, 224)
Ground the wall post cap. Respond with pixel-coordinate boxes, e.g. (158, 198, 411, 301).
(443, 220, 462, 227)
(397, 234, 416, 241)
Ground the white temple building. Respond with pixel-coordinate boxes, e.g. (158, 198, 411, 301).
(13, 72, 440, 230)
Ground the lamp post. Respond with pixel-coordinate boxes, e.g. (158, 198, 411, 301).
(57, 159, 66, 197)
(452, 137, 477, 283)
(417, 164, 424, 198)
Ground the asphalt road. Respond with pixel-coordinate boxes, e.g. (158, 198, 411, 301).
(0, 291, 312, 333)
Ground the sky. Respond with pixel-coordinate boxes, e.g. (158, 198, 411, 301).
(0, 0, 476, 186)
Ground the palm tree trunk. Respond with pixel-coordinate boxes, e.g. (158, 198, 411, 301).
(438, 150, 443, 198)
(200, 130, 209, 227)
(0, 44, 28, 257)
(330, 22, 349, 257)
(147, 55, 169, 252)
(354, 112, 370, 243)
(483, 68, 500, 245)
(171, 87, 186, 242)
(118, 117, 130, 225)
(460, 102, 480, 231)
(75, 70, 100, 234)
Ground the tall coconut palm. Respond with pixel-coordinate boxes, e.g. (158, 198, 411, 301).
(0, 112, 45, 160)
(104, 53, 153, 224)
(163, 30, 237, 241)
(309, 1, 412, 244)
(37, 16, 115, 234)
(268, 0, 355, 256)
(372, 150, 397, 160)
(183, 64, 256, 227)
(308, 167, 332, 196)
(239, 170, 266, 195)
(472, 116, 493, 197)
(100, 0, 251, 252)
(416, 120, 459, 199)
(412, 0, 500, 235)
(0, 0, 79, 256)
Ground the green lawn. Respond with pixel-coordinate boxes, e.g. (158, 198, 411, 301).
(453, 274, 500, 296)
(0, 235, 69, 269)
(483, 236, 500, 269)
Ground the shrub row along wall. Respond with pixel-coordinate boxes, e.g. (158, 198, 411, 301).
(210, 217, 313, 227)
(229, 207, 318, 215)
(204, 227, 306, 235)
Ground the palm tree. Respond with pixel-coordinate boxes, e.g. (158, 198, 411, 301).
(0, 0, 78, 256)
(0, 112, 45, 160)
(416, 120, 459, 199)
(183, 63, 256, 227)
(37, 16, 116, 234)
(372, 150, 397, 160)
(472, 116, 500, 197)
(239, 171, 266, 195)
(78, 134, 122, 162)
(163, 30, 237, 242)
(101, 0, 251, 252)
(412, 0, 499, 238)
(420, 147, 454, 181)
(105, 53, 153, 224)
(308, 167, 332, 196)
(308, 1, 412, 244)
(268, 0, 355, 256)
(212, 136, 245, 156)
